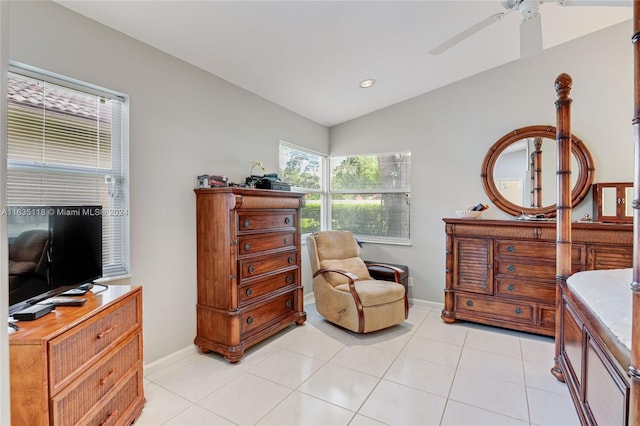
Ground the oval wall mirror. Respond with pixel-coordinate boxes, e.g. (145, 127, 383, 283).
(481, 125, 595, 217)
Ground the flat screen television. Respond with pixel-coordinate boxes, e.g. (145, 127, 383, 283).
(7, 206, 103, 315)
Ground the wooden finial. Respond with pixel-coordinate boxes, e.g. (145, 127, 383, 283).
(555, 73, 572, 99)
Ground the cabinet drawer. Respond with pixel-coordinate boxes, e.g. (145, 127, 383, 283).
(241, 291, 295, 337)
(237, 210, 297, 232)
(239, 270, 297, 306)
(455, 294, 534, 323)
(48, 294, 141, 395)
(80, 368, 143, 426)
(495, 260, 556, 280)
(496, 278, 556, 302)
(238, 231, 296, 255)
(50, 333, 142, 425)
(239, 250, 297, 280)
(539, 306, 556, 330)
(496, 240, 585, 263)
(496, 240, 556, 259)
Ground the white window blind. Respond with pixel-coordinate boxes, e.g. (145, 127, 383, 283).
(6, 67, 129, 277)
(330, 152, 411, 242)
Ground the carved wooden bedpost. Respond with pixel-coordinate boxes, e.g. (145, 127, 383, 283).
(551, 73, 572, 382)
(630, 2, 640, 423)
(532, 137, 543, 208)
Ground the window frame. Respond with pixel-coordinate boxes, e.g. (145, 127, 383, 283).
(6, 61, 131, 279)
(279, 143, 411, 245)
(279, 141, 327, 237)
(329, 151, 411, 245)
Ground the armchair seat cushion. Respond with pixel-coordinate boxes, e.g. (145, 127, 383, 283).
(334, 280, 404, 306)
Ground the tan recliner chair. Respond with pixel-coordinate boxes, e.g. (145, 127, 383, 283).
(307, 230, 408, 333)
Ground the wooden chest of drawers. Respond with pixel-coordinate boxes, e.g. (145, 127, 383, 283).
(10, 285, 144, 425)
(442, 219, 632, 336)
(194, 188, 306, 362)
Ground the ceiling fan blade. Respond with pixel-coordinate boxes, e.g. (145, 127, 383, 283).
(429, 12, 506, 55)
(554, 0, 631, 6)
(520, 12, 543, 58)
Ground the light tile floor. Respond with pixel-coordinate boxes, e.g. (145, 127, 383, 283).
(136, 303, 580, 425)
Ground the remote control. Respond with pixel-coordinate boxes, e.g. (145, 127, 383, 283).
(40, 297, 88, 306)
(13, 303, 55, 321)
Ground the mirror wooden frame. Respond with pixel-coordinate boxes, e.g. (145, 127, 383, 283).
(481, 125, 595, 217)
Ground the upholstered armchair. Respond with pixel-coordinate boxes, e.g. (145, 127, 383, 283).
(307, 230, 408, 333)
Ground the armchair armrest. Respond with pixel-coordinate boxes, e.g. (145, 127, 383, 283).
(313, 269, 359, 282)
(313, 268, 364, 331)
(365, 263, 404, 284)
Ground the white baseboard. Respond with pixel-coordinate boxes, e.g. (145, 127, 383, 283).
(144, 344, 199, 376)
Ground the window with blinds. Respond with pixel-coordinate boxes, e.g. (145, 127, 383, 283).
(330, 152, 411, 243)
(6, 67, 129, 277)
(279, 142, 325, 235)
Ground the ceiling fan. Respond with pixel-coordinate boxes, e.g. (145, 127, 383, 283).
(429, 0, 631, 58)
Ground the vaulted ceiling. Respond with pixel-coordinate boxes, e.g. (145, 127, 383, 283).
(55, 1, 632, 126)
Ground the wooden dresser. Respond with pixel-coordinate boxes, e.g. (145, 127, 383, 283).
(10, 285, 144, 425)
(442, 218, 632, 336)
(194, 188, 306, 362)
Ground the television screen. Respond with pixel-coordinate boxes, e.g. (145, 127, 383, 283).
(7, 206, 103, 315)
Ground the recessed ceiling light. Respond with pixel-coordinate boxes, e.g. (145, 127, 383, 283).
(360, 79, 376, 88)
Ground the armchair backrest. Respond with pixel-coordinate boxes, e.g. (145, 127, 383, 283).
(307, 230, 371, 287)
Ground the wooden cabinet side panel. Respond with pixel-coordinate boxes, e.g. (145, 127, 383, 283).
(196, 191, 235, 309)
(10, 344, 49, 426)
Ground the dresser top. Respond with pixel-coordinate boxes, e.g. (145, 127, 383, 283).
(194, 187, 305, 198)
(443, 217, 632, 231)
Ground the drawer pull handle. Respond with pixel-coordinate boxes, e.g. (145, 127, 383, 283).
(515, 308, 522, 315)
(466, 300, 473, 307)
(286, 299, 292, 308)
(507, 265, 515, 273)
(243, 219, 250, 228)
(244, 243, 251, 251)
(286, 275, 292, 283)
(288, 256, 294, 264)
(248, 265, 255, 274)
(97, 324, 118, 339)
(507, 284, 515, 291)
(507, 245, 515, 252)
(285, 217, 291, 225)
(284, 237, 289, 245)
(100, 410, 118, 426)
(247, 316, 254, 325)
(246, 288, 253, 296)
(100, 369, 117, 386)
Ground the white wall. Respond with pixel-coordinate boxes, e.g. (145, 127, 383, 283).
(7, 0, 329, 364)
(331, 20, 634, 303)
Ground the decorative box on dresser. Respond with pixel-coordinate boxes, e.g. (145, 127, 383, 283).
(9, 285, 144, 425)
(194, 187, 306, 363)
(442, 218, 632, 336)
